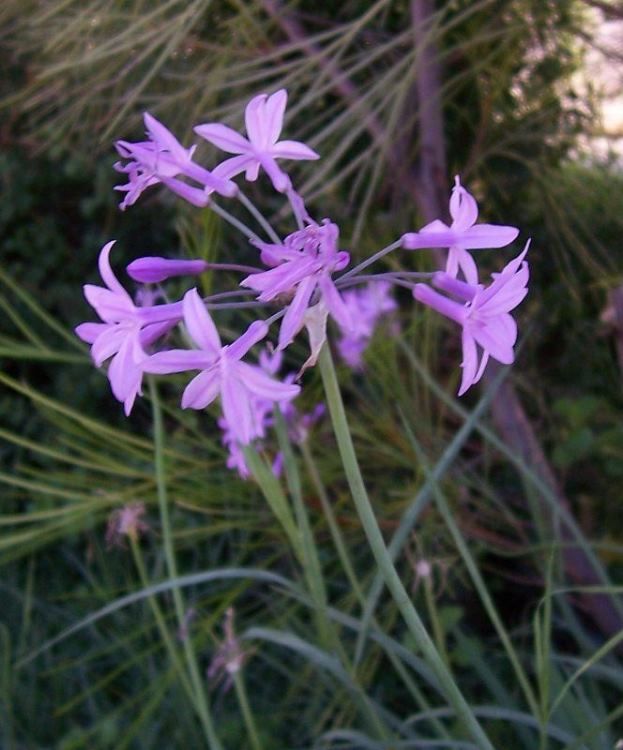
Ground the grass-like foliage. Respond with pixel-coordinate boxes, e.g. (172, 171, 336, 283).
(2, 1, 623, 748)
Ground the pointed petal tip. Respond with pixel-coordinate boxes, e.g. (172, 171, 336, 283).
(457, 380, 471, 397)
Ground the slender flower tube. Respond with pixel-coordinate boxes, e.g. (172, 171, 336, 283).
(195, 90, 319, 193)
(144, 289, 300, 444)
(75, 242, 182, 415)
(402, 176, 519, 284)
(115, 113, 237, 209)
(127, 257, 209, 284)
(413, 242, 530, 395)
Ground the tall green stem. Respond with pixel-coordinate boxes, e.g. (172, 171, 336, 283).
(233, 671, 264, 750)
(317, 345, 495, 750)
(300, 441, 452, 742)
(149, 378, 223, 750)
(129, 537, 195, 704)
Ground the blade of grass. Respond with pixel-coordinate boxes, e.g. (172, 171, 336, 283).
(354, 363, 509, 664)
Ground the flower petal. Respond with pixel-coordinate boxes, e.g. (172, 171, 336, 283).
(84, 284, 134, 323)
(91, 325, 128, 366)
(461, 224, 519, 249)
(183, 288, 221, 355)
(263, 89, 287, 145)
(271, 140, 319, 161)
(212, 154, 256, 181)
(159, 176, 210, 207)
(318, 275, 353, 332)
(144, 349, 213, 374)
(278, 274, 317, 350)
(245, 93, 268, 147)
(193, 123, 251, 154)
(127, 257, 208, 284)
(221, 372, 256, 444)
(181, 368, 221, 410)
(226, 320, 268, 361)
(458, 330, 478, 396)
(75, 322, 108, 344)
(299, 301, 330, 375)
(450, 177, 478, 231)
(108, 334, 144, 410)
(455, 247, 479, 285)
(470, 321, 515, 364)
(98, 241, 131, 298)
(234, 361, 300, 401)
(433, 272, 480, 302)
(144, 113, 188, 163)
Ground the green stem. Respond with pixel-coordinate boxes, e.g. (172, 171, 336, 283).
(273, 410, 330, 647)
(275, 417, 392, 743)
(423, 574, 449, 666)
(149, 378, 223, 750)
(317, 345, 495, 750)
(209, 200, 259, 241)
(300, 441, 451, 742)
(238, 191, 281, 244)
(129, 537, 196, 704)
(233, 671, 264, 750)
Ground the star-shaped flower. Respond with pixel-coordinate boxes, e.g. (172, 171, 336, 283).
(75, 242, 182, 415)
(241, 220, 352, 351)
(402, 176, 519, 284)
(413, 242, 530, 395)
(195, 90, 319, 193)
(144, 289, 300, 444)
(115, 113, 237, 209)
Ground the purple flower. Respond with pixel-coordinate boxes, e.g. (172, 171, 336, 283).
(195, 90, 319, 193)
(127, 256, 209, 284)
(218, 347, 285, 479)
(115, 113, 237, 210)
(144, 289, 300, 444)
(281, 401, 326, 445)
(241, 221, 352, 351)
(413, 243, 530, 395)
(75, 242, 182, 415)
(337, 281, 397, 369)
(218, 419, 253, 479)
(402, 177, 519, 284)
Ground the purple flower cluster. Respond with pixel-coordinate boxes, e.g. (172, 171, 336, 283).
(337, 282, 398, 369)
(77, 89, 531, 474)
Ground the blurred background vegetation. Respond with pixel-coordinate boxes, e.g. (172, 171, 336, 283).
(1, 1, 623, 748)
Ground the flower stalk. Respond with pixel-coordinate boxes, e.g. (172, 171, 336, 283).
(149, 378, 223, 750)
(317, 343, 496, 750)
